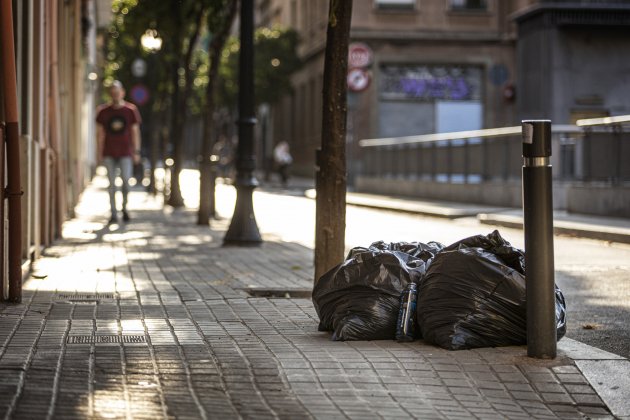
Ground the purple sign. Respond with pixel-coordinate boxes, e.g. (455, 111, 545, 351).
(380, 65, 481, 101)
(399, 77, 470, 100)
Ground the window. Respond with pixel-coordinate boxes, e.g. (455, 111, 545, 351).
(290, 0, 297, 28)
(377, 64, 483, 139)
(450, 0, 487, 11)
(301, 0, 308, 33)
(375, 0, 416, 10)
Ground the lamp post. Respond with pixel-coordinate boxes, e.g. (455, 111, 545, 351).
(224, 0, 262, 246)
(140, 29, 162, 195)
(141, 29, 163, 52)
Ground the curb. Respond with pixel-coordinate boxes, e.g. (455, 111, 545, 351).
(559, 338, 630, 418)
(303, 189, 630, 244)
(478, 213, 630, 245)
(305, 189, 510, 219)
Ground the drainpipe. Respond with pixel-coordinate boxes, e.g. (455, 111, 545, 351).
(1, 0, 24, 302)
(0, 123, 4, 296)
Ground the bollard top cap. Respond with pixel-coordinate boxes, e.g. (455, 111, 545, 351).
(521, 119, 551, 123)
(522, 120, 552, 158)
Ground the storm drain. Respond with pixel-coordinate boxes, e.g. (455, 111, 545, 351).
(243, 288, 312, 298)
(67, 335, 146, 344)
(56, 293, 116, 304)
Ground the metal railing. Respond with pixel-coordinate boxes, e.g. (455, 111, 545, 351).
(358, 115, 630, 185)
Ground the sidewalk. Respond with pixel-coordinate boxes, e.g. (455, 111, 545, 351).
(0, 176, 628, 419)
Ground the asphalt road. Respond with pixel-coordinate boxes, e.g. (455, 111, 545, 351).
(180, 172, 630, 359)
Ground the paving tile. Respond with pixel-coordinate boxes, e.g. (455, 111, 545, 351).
(564, 383, 596, 394)
(551, 365, 580, 375)
(571, 393, 605, 406)
(510, 390, 543, 402)
(541, 392, 575, 404)
(533, 382, 566, 393)
(555, 373, 589, 385)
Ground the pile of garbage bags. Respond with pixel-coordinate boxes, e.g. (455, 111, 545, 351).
(312, 230, 567, 350)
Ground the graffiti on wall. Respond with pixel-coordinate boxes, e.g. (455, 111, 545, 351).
(380, 65, 482, 101)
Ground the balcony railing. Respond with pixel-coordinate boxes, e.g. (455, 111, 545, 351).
(358, 115, 630, 186)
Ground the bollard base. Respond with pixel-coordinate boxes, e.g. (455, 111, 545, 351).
(223, 184, 263, 247)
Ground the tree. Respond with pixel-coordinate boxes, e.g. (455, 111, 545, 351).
(164, 1, 205, 208)
(104, 0, 210, 207)
(103, 0, 173, 136)
(104, 1, 300, 222)
(217, 26, 301, 109)
(314, 0, 353, 282)
(197, 0, 239, 224)
(197, 24, 301, 224)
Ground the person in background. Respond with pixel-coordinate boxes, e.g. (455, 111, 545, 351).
(213, 135, 235, 181)
(273, 141, 293, 186)
(96, 80, 142, 224)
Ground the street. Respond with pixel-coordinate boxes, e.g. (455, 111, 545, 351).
(182, 171, 630, 360)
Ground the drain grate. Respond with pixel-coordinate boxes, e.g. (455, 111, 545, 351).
(55, 293, 116, 303)
(243, 288, 312, 298)
(67, 335, 146, 344)
(57, 293, 116, 300)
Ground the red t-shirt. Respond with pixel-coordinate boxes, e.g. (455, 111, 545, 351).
(96, 102, 141, 158)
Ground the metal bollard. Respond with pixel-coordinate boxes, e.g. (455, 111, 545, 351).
(522, 120, 556, 359)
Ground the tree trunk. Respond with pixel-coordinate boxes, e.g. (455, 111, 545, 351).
(166, 58, 185, 207)
(198, 0, 238, 225)
(167, 7, 203, 208)
(148, 102, 166, 196)
(314, 0, 353, 282)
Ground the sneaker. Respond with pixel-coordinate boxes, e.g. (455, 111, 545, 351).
(122, 210, 130, 222)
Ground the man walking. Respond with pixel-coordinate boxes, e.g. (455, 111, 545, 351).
(96, 80, 142, 223)
(273, 141, 293, 186)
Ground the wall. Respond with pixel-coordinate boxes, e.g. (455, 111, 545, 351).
(356, 176, 525, 207)
(0, 0, 96, 299)
(271, 0, 520, 178)
(568, 185, 630, 218)
(554, 27, 630, 123)
(517, 6, 630, 123)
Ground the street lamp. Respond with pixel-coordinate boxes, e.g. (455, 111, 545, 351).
(140, 29, 162, 195)
(224, 0, 262, 246)
(141, 29, 162, 52)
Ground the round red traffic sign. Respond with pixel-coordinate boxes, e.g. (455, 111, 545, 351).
(347, 68, 370, 92)
(130, 84, 150, 106)
(348, 43, 372, 68)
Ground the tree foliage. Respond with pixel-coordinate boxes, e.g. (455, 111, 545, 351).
(218, 26, 301, 109)
(104, 1, 301, 112)
(104, 0, 206, 108)
(102, 0, 301, 211)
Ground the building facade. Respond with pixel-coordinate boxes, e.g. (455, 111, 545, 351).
(515, 1, 630, 123)
(266, 0, 535, 179)
(264, 0, 630, 216)
(1, 0, 99, 300)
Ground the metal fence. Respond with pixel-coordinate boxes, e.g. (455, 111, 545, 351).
(358, 116, 630, 186)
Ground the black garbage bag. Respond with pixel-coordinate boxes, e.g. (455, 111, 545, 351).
(313, 240, 443, 341)
(416, 230, 567, 350)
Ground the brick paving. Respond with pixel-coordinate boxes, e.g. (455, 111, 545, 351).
(0, 179, 616, 419)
